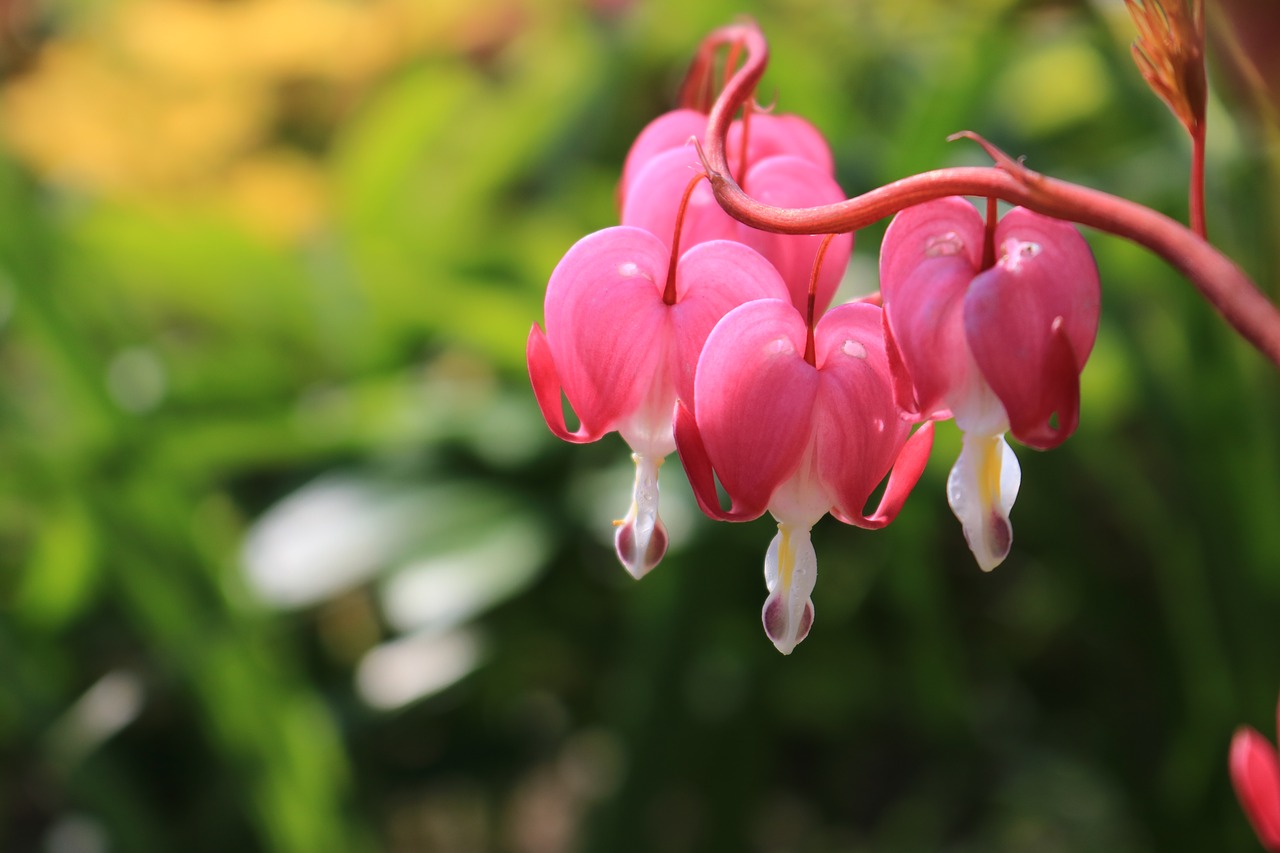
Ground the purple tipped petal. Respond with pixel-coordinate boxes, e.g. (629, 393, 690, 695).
(945, 431, 1021, 571)
(761, 523, 818, 655)
(613, 453, 669, 579)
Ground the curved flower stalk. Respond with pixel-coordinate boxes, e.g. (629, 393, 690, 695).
(674, 299, 934, 653)
(1231, 690, 1280, 852)
(879, 197, 1100, 570)
(693, 21, 1280, 370)
(624, 147, 853, 317)
(527, 226, 790, 578)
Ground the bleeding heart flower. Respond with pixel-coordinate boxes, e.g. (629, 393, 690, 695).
(618, 108, 835, 209)
(1232, 691, 1280, 853)
(528, 225, 790, 579)
(675, 298, 933, 654)
(623, 148, 852, 318)
(880, 197, 1099, 571)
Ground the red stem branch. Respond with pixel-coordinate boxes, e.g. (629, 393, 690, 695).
(697, 22, 1280, 369)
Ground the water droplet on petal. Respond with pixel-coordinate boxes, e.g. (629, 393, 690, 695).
(925, 231, 964, 257)
(1000, 239, 1041, 271)
(841, 339, 867, 359)
(617, 262, 640, 277)
(765, 337, 794, 357)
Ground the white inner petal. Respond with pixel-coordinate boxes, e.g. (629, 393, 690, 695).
(761, 521, 818, 655)
(946, 431, 1021, 572)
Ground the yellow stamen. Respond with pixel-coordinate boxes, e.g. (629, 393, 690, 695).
(777, 522, 796, 591)
(975, 434, 1003, 513)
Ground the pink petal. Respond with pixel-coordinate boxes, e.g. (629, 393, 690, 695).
(668, 239, 791, 406)
(618, 108, 707, 209)
(879, 197, 984, 303)
(527, 322, 608, 443)
(879, 197, 986, 417)
(736, 155, 853, 317)
(882, 253, 977, 419)
(964, 211, 1099, 450)
(690, 299, 818, 520)
(881, 311, 921, 416)
(995, 208, 1101, 367)
(844, 420, 934, 530)
(731, 113, 835, 177)
(808, 303, 915, 520)
(620, 147, 738, 255)
(674, 401, 741, 522)
(1231, 727, 1280, 852)
(542, 226, 673, 437)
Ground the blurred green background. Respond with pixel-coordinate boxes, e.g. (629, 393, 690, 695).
(0, 0, 1277, 851)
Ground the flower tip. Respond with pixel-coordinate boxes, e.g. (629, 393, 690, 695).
(975, 511, 1012, 572)
(614, 513, 669, 580)
(762, 593, 813, 655)
(947, 433, 1019, 572)
(614, 453, 668, 579)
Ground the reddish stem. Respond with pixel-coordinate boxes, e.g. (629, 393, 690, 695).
(982, 196, 998, 270)
(696, 22, 1280, 369)
(664, 172, 709, 305)
(804, 234, 838, 367)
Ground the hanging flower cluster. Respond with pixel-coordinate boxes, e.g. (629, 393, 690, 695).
(527, 42, 1104, 655)
(529, 16, 1280, 660)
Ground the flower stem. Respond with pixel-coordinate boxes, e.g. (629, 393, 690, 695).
(663, 172, 709, 305)
(982, 196, 998, 271)
(695, 21, 1280, 369)
(804, 233, 837, 367)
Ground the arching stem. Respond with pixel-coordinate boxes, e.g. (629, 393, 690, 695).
(694, 21, 1280, 369)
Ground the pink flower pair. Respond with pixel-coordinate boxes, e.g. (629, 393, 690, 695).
(528, 107, 848, 582)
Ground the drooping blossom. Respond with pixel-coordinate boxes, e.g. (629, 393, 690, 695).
(528, 226, 790, 578)
(675, 298, 933, 653)
(618, 106, 851, 319)
(618, 108, 835, 209)
(879, 197, 1099, 571)
(1231, 690, 1280, 852)
(623, 146, 852, 318)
